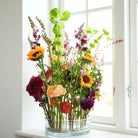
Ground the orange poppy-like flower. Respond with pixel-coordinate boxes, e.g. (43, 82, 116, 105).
(50, 98, 58, 106)
(47, 85, 66, 98)
(83, 54, 95, 62)
(60, 102, 71, 114)
(45, 69, 52, 81)
(80, 72, 94, 87)
(27, 46, 45, 60)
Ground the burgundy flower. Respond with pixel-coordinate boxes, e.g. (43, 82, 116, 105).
(26, 76, 43, 100)
(82, 47, 88, 51)
(80, 98, 95, 111)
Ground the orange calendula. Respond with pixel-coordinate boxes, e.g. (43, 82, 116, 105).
(80, 72, 94, 87)
(27, 46, 45, 60)
(52, 56, 57, 62)
(83, 54, 95, 62)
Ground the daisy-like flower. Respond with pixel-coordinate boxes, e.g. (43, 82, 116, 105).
(47, 85, 66, 98)
(83, 54, 95, 62)
(60, 102, 71, 114)
(80, 72, 94, 87)
(27, 46, 45, 60)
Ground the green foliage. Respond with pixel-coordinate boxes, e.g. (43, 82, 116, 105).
(49, 8, 60, 18)
(103, 28, 110, 35)
(90, 43, 95, 48)
(107, 37, 113, 41)
(93, 30, 99, 34)
(60, 11, 71, 21)
(86, 27, 92, 34)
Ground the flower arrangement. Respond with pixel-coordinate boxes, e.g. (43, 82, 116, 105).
(26, 8, 121, 134)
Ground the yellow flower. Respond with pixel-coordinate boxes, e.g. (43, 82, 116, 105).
(27, 46, 45, 60)
(52, 56, 57, 62)
(47, 85, 66, 98)
(83, 54, 95, 62)
(80, 72, 94, 87)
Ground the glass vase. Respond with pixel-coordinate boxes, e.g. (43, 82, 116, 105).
(45, 117, 91, 137)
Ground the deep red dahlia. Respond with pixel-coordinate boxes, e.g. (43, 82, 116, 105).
(26, 76, 43, 98)
(60, 102, 71, 114)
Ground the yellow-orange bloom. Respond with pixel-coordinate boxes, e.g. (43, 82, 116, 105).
(80, 72, 94, 87)
(52, 56, 57, 62)
(47, 85, 66, 98)
(83, 54, 95, 62)
(27, 46, 45, 60)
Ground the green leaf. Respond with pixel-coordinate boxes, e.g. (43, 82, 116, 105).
(49, 8, 60, 18)
(94, 39, 99, 44)
(86, 49, 91, 54)
(59, 22, 65, 29)
(97, 34, 103, 40)
(90, 43, 95, 48)
(106, 37, 113, 41)
(103, 28, 110, 35)
(53, 25, 60, 35)
(60, 11, 70, 21)
(50, 17, 57, 24)
(93, 30, 99, 34)
(86, 27, 92, 34)
(53, 38, 63, 46)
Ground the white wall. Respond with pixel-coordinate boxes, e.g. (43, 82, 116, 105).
(22, 0, 50, 130)
(0, 0, 22, 138)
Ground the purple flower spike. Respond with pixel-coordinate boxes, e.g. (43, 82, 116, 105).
(98, 82, 102, 86)
(37, 35, 41, 40)
(64, 41, 70, 48)
(76, 43, 81, 49)
(35, 29, 39, 33)
(81, 35, 87, 45)
(75, 34, 79, 39)
(82, 47, 88, 51)
(80, 29, 83, 35)
(80, 98, 95, 111)
(33, 34, 37, 39)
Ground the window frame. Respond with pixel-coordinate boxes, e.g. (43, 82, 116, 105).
(49, 0, 138, 135)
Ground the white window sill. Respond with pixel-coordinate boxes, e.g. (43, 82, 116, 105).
(15, 129, 138, 138)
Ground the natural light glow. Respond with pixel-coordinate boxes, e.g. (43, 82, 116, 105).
(88, 0, 112, 9)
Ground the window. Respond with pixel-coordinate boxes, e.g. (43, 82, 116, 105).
(59, 0, 114, 124)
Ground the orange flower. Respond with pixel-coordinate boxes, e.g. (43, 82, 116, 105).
(60, 102, 71, 114)
(50, 98, 58, 106)
(83, 54, 95, 62)
(47, 85, 66, 98)
(45, 69, 52, 81)
(27, 46, 45, 60)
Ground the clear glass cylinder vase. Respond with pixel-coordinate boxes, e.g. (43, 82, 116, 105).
(45, 117, 91, 137)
